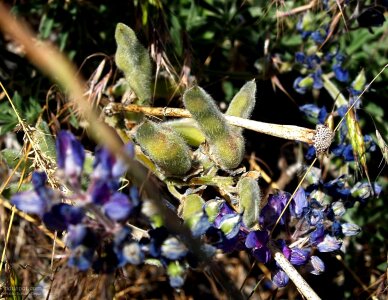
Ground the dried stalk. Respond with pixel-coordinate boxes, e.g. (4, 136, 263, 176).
(105, 103, 316, 144)
(268, 241, 321, 300)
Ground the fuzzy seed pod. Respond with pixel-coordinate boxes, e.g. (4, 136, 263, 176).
(115, 23, 152, 104)
(226, 80, 256, 120)
(183, 86, 245, 170)
(237, 177, 261, 229)
(135, 120, 192, 176)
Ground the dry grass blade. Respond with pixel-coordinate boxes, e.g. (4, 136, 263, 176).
(346, 107, 372, 184)
(376, 129, 388, 164)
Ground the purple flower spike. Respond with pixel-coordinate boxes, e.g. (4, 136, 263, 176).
(11, 190, 50, 217)
(272, 269, 289, 288)
(317, 234, 342, 252)
(56, 131, 85, 186)
(103, 193, 133, 222)
(290, 248, 310, 266)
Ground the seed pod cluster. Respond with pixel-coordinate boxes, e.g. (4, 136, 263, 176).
(237, 177, 261, 229)
(183, 86, 245, 170)
(135, 120, 192, 176)
(115, 23, 152, 104)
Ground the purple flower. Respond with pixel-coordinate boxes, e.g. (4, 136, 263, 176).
(317, 234, 342, 252)
(308, 256, 325, 275)
(341, 223, 361, 236)
(92, 145, 132, 186)
(291, 187, 308, 218)
(216, 214, 242, 239)
(66, 224, 88, 249)
(351, 182, 382, 200)
(306, 54, 321, 69)
(246, 230, 271, 263)
(299, 104, 328, 125)
(43, 203, 85, 231)
(68, 246, 94, 271)
(121, 242, 144, 265)
(295, 52, 305, 64)
(185, 213, 211, 237)
(11, 171, 55, 217)
(88, 180, 111, 205)
(323, 176, 351, 199)
(260, 192, 290, 229)
(161, 237, 188, 260)
(312, 69, 323, 89)
(333, 64, 349, 82)
(289, 248, 310, 265)
(272, 269, 289, 288)
(331, 201, 346, 217)
(11, 190, 50, 217)
(310, 223, 325, 245)
(245, 230, 269, 249)
(103, 192, 133, 222)
(332, 144, 354, 161)
(56, 131, 85, 187)
(311, 28, 327, 44)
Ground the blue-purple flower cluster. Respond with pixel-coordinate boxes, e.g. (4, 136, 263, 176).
(11, 130, 380, 289)
(11, 131, 199, 287)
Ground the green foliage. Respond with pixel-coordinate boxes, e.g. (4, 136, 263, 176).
(115, 23, 152, 105)
(0, 92, 41, 135)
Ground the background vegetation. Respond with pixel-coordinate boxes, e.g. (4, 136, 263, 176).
(0, 0, 387, 299)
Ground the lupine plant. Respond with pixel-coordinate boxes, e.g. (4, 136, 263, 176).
(7, 19, 383, 299)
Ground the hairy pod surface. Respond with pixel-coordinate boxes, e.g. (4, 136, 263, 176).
(226, 80, 256, 120)
(135, 120, 192, 176)
(181, 194, 205, 220)
(115, 23, 152, 104)
(237, 177, 261, 229)
(183, 86, 245, 169)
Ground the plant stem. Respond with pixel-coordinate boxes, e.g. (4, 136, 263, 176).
(105, 103, 316, 144)
(268, 241, 321, 300)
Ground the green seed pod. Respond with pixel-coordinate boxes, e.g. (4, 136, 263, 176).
(183, 86, 245, 169)
(165, 118, 205, 147)
(226, 80, 256, 120)
(210, 131, 245, 170)
(237, 177, 261, 229)
(181, 194, 205, 220)
(135, 120, 192, 176)
(115, 23, 152, 104)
